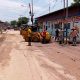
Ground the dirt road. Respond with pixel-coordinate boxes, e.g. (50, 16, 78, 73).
(0, 30, 80, 80)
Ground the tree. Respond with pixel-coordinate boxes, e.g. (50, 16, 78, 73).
(71, 0, 80, 6)
(10, 20, 17, 27)
(17, 17, 29, 27)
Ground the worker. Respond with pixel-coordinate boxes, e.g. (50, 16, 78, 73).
(74, 25, 79, 33)
(42, 30, 46, 44)
(55, 29, 59, 41)
(27, 27, 32, 46)
(70, 28, 78, 46)
(59, 29, 64, 44)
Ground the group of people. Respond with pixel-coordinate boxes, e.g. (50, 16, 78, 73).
(27, 26, 79, 46)
(27, 28, 49, 45)
(55, 27, 79, 46)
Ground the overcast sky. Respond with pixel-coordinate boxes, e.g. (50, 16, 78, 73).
(0, 0, 73, 22)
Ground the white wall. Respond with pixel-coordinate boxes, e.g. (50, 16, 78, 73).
(42, 20, 80, 41)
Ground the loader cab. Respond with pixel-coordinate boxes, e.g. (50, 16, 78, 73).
(21, 24, 37, 32)
(31, 25, 37, 32)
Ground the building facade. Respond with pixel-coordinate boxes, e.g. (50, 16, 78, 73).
(37, 5, 80, 38)
(0, 21, 10, 30)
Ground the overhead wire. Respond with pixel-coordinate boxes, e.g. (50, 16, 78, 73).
(35, 0, 59, 17)
(50, 0, 58, 11)
(19, 0, 58, 18)
(19, 0, 62, 18)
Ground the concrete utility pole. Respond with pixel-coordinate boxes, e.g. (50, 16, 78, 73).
(66, 0, 68, 18)
(63, 0, 68, 18)
(62, 0, 66, 43)
(29, 0, 34, 26)
(65, 0, 68, 44)
(63, 0, 65, 9)
(49, 0, 50, 13)
(63, 0, 68, 44)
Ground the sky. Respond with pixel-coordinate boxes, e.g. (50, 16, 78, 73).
(0, 0, 73, 22)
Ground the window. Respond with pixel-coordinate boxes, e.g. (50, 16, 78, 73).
(51, 24, 53, 29)
(54, 24, 61, 29)
(64, 23, 70, 29)
(48, 22, 50, 28)
(46, 26, 47, 30)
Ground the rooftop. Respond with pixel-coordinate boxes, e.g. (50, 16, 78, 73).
(37, 4, 80, 19)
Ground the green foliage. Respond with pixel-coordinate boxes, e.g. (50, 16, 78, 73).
(71, 0, 80, 6)
(17, 17, 29, 27)
(10, 20, 17, 27)
(73, 0, 80, 3)
(10, 17, 29, 28)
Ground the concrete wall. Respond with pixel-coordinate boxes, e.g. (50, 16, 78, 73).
(42, 20, 80, 39)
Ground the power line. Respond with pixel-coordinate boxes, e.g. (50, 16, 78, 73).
(35, 0, 59, 17)
(51, 0, 58, 9)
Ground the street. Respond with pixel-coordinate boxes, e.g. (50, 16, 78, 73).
(0, 30, 80, 80)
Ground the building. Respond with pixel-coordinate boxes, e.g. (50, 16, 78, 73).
(0, 21, 10, 30)
(37, 5, 80, 37)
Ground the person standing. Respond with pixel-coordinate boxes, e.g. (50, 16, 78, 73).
(42, 30, 46, 44)
(59, 29, 64, 44)
(70, 28, 78, 46)
(27, 27, 32, 46)
(55, 29, 59, 41)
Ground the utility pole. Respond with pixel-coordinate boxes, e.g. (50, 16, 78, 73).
(63, 0, 68, 44)
(29, 0, 34, 26)
(65, 0, 68, 44)
(31, 0, 34, 26)
(62, 0, 66, 43)
(63, 0, 66, 23)
(63, 0, 68, 18)
(49, 0, 50, 13)
(28, 0, 34, 46)
(64, 0, 65, 8)
(66, 0, 68, 18)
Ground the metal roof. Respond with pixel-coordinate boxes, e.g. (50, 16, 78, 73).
(37, 5, 80, 19)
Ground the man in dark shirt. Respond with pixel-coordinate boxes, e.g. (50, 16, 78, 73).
(55, 29, 59, 41)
